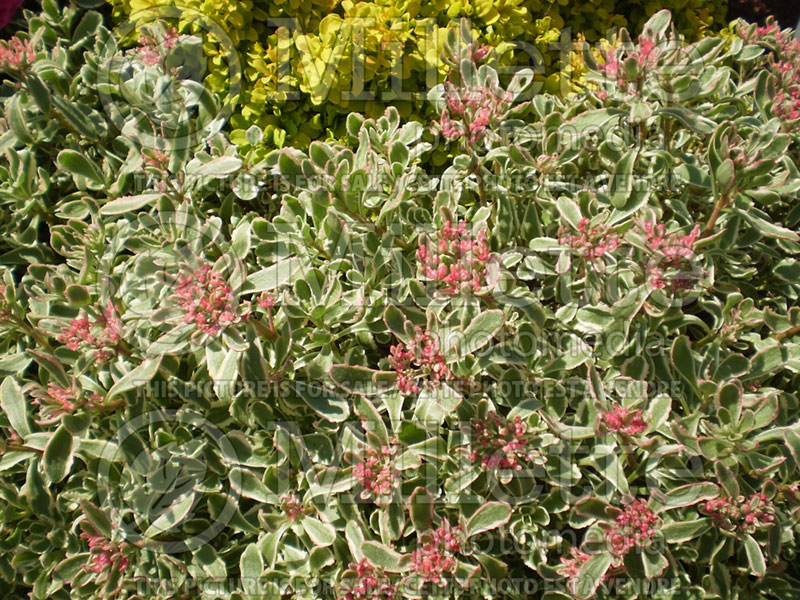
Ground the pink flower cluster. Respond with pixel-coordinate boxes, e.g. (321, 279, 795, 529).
(559, 217, 620, 260)
(388, 327, 451, 396)
(337, 558, 398, 600)
(417, 220, 492, 295)
(701, 493, 776, 534)
(598, 405, 648, 437)
(280, 494, 308, 522)
(556, 546, 591, 580)
(137, 26, 179, 67)
(605, 498, 660, 559)
(641, 221, 701, 290)
(598, 33, 661, 87)
(81, 532, 129, 575)
(469, 411, 535, 470)
(30, 383, 104, 425)
(353, 444, 399, 499)
(436, 83, 512, 144)
(57, 302, 122, 362)
(0, 35, 35, 73)
(173, 263, 251, 336)
(741, 22, 800, 123)
(410, 523, 463, 587)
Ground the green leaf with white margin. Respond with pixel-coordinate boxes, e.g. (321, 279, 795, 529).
(661, 518, 711, 543)
(100, 193, 162, 215)
(361, 541, 403, 571)
(671, 336, 698, 395)
(329, 365, 382, 395)
(642, 549, 669, 579)
(544, 333, 591, 373)
(556, 196, 582, 229)
(230, 467, 271, 503)
(574, 553, 613, 599)
(466, 501, 512, 537)
(301, 516, 336, 547)
(143, 492, 196, 538)
(1, 377, 31, 436)
(659, 482, 719, 510)
(645, 394, 671, 433)
(743, 534, 766, 577)
(231, 221, 252, 260)
(592, 451, 629, 495)
(205, 344, 240, 401)
(191, 156, 243, 177)
(243, 257, 304, 293)
(57, 149, 105, 188)
(449, 309, 504, 359)
(106, 356, 162, 400)
(43, 425, 74, 483)
(408, 487, 434, 532)
(294, 381, 349, 422)
(240, 543, 265, 595)
(610, 149, 637, 208)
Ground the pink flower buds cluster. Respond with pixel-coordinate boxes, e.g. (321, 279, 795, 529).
(81, 532, 130, 576)
(605, 498, 660, 559)
(556, 546, 592, 580)
(353, 444, 399, 499)
(173, 263, 252, 336)
(388, 327, 452, 396)
(417, 220, 493, 295)
(30, 383, 104, 425)
(740, 22, 800, 123)
(701, 493, 776, 534)
(0, 35, 36, 73)
(436, 83, 513, 144)
(280, 494, 308, 522)
(469, 411, 535, 471)
(598, 33, 662, 88)
(57, 302, 122, 362)
(640, 221, 701, 290)
(410, 523, 463, 587)
(559, 217, 620, 261)
(597, 405, 648, 437)
(337, 558, 398, 600)
(137, 26, 179, 67)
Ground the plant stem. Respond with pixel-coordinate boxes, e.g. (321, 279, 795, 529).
(702, 190, 729, 238)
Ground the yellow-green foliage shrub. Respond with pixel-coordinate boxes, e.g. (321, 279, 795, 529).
(109, 0, 727, 150)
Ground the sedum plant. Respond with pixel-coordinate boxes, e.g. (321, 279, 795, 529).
(1, 4, 800, 600)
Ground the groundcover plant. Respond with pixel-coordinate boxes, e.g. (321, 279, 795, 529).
(1, 2, 800, 599)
